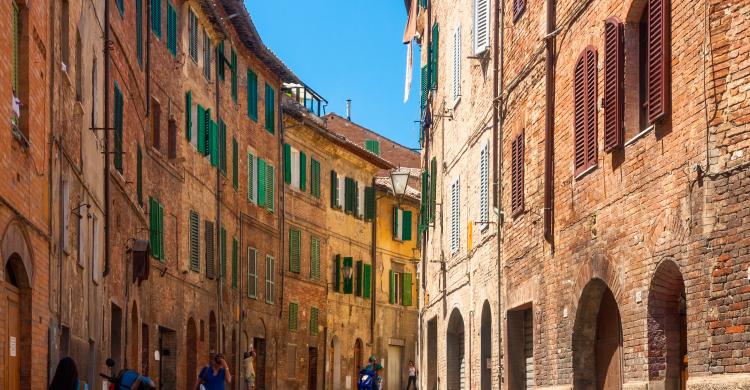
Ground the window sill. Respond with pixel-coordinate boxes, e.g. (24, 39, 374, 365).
(624, 125, 655, 147)
(574, 164, 598, 180)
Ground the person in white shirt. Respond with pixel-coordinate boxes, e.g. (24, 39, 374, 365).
(406, 360, 417, 390)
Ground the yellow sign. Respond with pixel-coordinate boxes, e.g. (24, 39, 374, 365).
(467, 220, 473, 252)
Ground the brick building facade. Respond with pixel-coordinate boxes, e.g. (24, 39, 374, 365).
(417, 0, 750, 389)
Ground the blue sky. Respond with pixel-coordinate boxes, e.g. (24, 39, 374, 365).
(245, 0, 422, 149)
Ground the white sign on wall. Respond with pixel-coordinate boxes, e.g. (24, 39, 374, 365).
(9, 336, 16, 357)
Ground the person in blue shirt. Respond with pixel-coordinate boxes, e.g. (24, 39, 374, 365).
(118, 369, 155, 390)
(195, 353, 232, 390)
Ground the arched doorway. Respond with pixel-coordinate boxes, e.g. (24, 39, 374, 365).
(2, 223, 33, 390)
(573, 279, 622, 390)
(446, 308, 465, 390)
(647, 260, 687, 390)
(186, 318, 198, 390)
(252, 319, 267, 390)
(480, 301, 492, 390)
(353, 338, 363, 380)
(331, 335, 341, 389)
(208, 312, 217, 357)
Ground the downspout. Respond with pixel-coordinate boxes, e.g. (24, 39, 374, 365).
(145, 0, 151, 117)
(215, 42, 223, 353)
(278, 87, 286, 320)
(370, 177, 377, 346)
(103, 0, 111, 277)
(544, 0, 556, 249)
(494, 0, 505, 387)
(238, 211, 245, 386)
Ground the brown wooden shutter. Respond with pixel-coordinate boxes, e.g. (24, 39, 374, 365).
(573, 54, 587, 175)
(574, 47, 598, 176)
(513, 0, 525, 22)
(603, 18, 624, 152)
(647, 0, 670, 123)
(585, 48, 598, 168)
(511, 131, 525, 216)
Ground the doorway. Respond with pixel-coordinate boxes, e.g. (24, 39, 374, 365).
(446, 308, 465, 390)
(353, 338, 363, 381)
(158, 327, 177, 390)
(480, 302, 492, 390)
(308, 347, 318, 390)
(253, 337, 266, 390)
(4, 269, 20, 390)
(186, 319, 197, 389)
(331, 336, 341, 389)
(427, 318, 437, 390)
(387, 345, 403, 390)
(507, 306, 534, 390)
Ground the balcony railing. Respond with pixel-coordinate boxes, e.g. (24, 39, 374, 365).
(284, 83, 328, 117)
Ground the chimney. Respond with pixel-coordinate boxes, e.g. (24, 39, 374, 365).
(346, 99, 352, 121)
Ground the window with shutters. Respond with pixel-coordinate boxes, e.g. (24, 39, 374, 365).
(479, 142, 489, 228)
(289, 228, 301, 274)
(151, 0, 161, 38)
(450, 177, 460, 254)
(205, 221, 215, 279)
(265, 164, 275, 212)
(265, 83, 276, 134)
(452, 25, 462, 103)
(220, 226, 227, 283)
(151, 98, 161, 150)
(231, 237, 238, 288)
(311, 159, 321, 198)
(288, 302, 298, 331)
(430, 158, 437, 223)
(284, 144, 307, 191)
(216, 41, 225, 82)
(188, 8, 198, 62)
(430, 23, 439, 90)
(355, 260, 363, 296)
(219, 120, 227, 175)
(149, 197, 165, 261)
(247, 69, 258, 121)
(310, 307, 319, 336)
(137, 145, 143, 206)
(512, 0, 525, 22)
(116, 0, 124, 16)
(365, 139, 381, 155)
(573, 47, 598, 177)
(231, 49, 238, 103)
(364, 186, 375, 221)
(357, 182, 364, 218)
(166, 2, 177, 56)
(248, 152, 257, 203)
(389, 271, 402, 305)
(420, 64, 430, 109)
(646, 0, 670, 124)
(603, 18, 624, 152)
(232, 138, 238, 190)
(363, 264, 372, 299)
(343, 257, 353, 294)
(168, 118, 177, 159)
(474, 0, 490, 54)
(333, 255, 341, 292)
(247, 247, 257, 298)
(257, 158, 267, 208)
(265, 255, 275, 304)
(203, 30, 211, 80)
(402, 272, 413, 306)
(189, 211, 200, 272)
(344, 177, 356, 214)
(113, 82, 124, 173)
(310, 236, 321, 280)
(511, 132, 525, 216)
(393, 207, 413, 241)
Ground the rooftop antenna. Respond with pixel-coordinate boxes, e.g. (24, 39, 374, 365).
(346, 99, 352, 121)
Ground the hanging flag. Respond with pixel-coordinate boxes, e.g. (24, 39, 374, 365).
(404, 40, 413, 103)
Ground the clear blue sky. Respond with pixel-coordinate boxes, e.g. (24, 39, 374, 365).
(245, 0, 422, 149)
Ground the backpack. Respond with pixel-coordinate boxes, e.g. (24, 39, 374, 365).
(357, 368, 377, 390)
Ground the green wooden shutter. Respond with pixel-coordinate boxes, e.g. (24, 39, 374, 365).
(247, 153, 255, 203)
(230, 49, 238, 102)
(355, 260, 363, 296)
(288, 302, 298, 331)
(310, 307, 319, 336)
(365, 139, 380, 155)
(402, 273, 413, 306)
(196, 105, 205, 152)
(330, 170, 338, 208)
(266, 164, 275, 212)
(209, 120, 217, 166)
(310, 237, 320, 280)
(343, 257, 353, 294)
(289, 228, 300, 273)
(344, 178, 354, 213)
(284, 143, 292, 184)
(116, 0, 124, 15)
(203, 108, 211, 156)
(231, 237, 238, 288)
(167, 2, 176, 56)
(403, 210, 413, 241)
(136, 0, 143, 66)
(392, 207, 400, 239)
(232, 137, 238, 190)
(220, 226, 227, 283)
(247, 248, 257, 298)
(299, 151, 307, 192)
(136, 145, 143, 206)
(364, 187, 375, 221)
(363, 264, 372, 299)
(311, 159, 321, 198)
(389, 270, 396, 304)
(247, 69, 258, 121)
(334, 255, 341, 292)
(219, 120, 227, 174)
(113, 82, 123, 172)
(151, 0, 161, 38)
(431, 23, 439, 89)
(158, 203, 165, 260)
(264, 83, 275, 133)
(257, 159, 266, 208)
(149, 198, 158, 258)
(189, 210, 200, 272)
(430, 157, 437, 222)
(216, 41, 225, 81)
(185, 91, 192, 141)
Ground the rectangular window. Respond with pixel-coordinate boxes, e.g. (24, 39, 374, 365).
(392, 207, 413, 241)
(430, 23, 439, 89)
(149, 197, 165, 261)
(389, 270, 401, 304)
(12, 1, 20, 94)
(265, 255, 275, 304)
(310, 307, 319, 336)
(151, 0, 161, 38)
(452, 25, 462, 102)
(247, 247, 257, 298)
(364, 187, 375, 221)
(203, 30, 211, 80)
(188, 8, 198, 62)
(230, 49, 238, 102)
(189, 210, 200, 272)
(474, 0, 490, 54)
(247, 152, 257, 203)
(511, 132, 525, 215)
(402, 272, 413, 306)
(355, 260, 363, 296)
(151, 98, 161, 150)
(333, 255, 341, 292)
(310, 236, 320, 280)
(247, 69, 258, 121)
(264, 83, 275, 133)
(343, 257, 353, 294)
(220, 226, 227, 283)
(310, 159, 321, 198)
(288, 302, 298, 331)
(231, 237, 238, 289)
(330, 170, 339, 209)
(166, 2, 177, 56)
(363, 264, 372, 299)
(513, 0, 526, 22)
(136, 0, 143, 66)
(136, 145, 143, 206)
(257, 158, 267, 208)
(344, 177, 355, 214)
(364, 139, 380, 155)
(479, 142, 489, 228)
(113, 82, 124, 173)
(205, 220, 215, 279)
(216, 41, 225, 81)
(357, 182, 365, 218)
(232, 137, 238, 190)
(451, 177, 460, 254)
(289, 228, 301, 274)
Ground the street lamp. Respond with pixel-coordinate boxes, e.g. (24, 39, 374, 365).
(389, 168, 410, 200)
(343, 263, 353, 280)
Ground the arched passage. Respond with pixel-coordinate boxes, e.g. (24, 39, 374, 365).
(3, 221, 33, 390)
(480, 301, 492, 390)
(354, 338, 363, 380)
(186, 318, 198, 389)
(647, 260, 687, 390)
(446, 308, 465, 390)
(573, 279, 622, 390)
(331, 335, 341, 390)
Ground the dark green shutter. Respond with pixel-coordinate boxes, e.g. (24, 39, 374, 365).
(353, 182, 360, 217)
(196, 105, 205, 152)
(299, 151, 307, 191)
(355, 260, 363, 296)
(232, 137, 238, 190)
(247, 69, 258, 121)
(209, 120, 218, 166)
(167, 2, 176, 56)
(403, 211, 413, 241)
(431, 23, 439, 89)
(189, 211, 200, 272)
(232, 237, 238, 288)
(159, 203, 164, 260)
(344, 178, 354, 213)
(363, 264, 372, 299)
(149, 198, 159, 258)
(430, 157, 437, 222)
(310, 307, 319, 336)
(136, 0, 143, 65)
(311, 159, 321, 198)
(284, 143, 292, 184)
(113, 82, 123, 173)
(266, 164, 275, 212)
(330, 171, 338, 208)
(203, 108, 211, 156)
(392, 207, 400, 239)
(205, 221, 215, 279)
(310, 237, 320, 280)
(289, 228, 300, 273)
(343, 257, 353, 294)
(257, 159, 267, 208)
(334, 255, 341, 292)
(247, 153, 255, 203)
(288, 302, 298, 331)
(402, 273, 413, 306)
(421, 65, 430, 109)
(230, 49, 237, 102)
(389, 270, 396, 304)
(151, 0, 161, 38)
(265, 84, 275, 133)
(216, 41, 225, 81)
(220, 226, 227, 283)
(219, 120, 227, 174)
(364, 187, 375, 221)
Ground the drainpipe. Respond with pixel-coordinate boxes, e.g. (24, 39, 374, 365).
(544, 0, 556, 248)
(278, 85, 286, 320)
(494, 0, 505, 387)
(145, 0, 151, 117)
(103, 0, 111, 277)
(215, 42, 223, 353)
(370, 177, 377, 346)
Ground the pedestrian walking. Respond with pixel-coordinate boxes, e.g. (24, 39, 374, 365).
(195, 353, 232, 390)
(242, 349, 256, 390)
(49, 357, 79, 390)
(405, 360, 417, 390)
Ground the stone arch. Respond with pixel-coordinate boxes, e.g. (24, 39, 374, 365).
(572, 278, 623, 390)
(447, 308, 466, 390)
(647, 259, 686, 389)
(480, 301, 492, 390)
(2, 220, 34, 285)
(186, 318, 198, 389)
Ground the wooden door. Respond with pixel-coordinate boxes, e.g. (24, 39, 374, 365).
(595, 291, 622, 390)
(308, 347, 318, 390)
(5, 285, 20, 390)
(253, 338, 266, 390)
